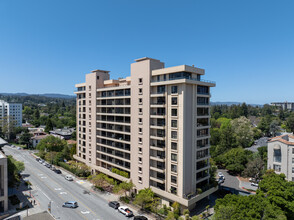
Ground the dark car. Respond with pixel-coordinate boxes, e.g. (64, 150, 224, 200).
(108, 201, 120, 209)
(134, 216, 148, 220)
(54, 169, 62, 174)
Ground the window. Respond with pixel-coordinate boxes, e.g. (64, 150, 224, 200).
(139, 176, 142, 181)
(171, 164, 177, 173)
(139, 147, 142, 153)
(292, 158, 294, 164)
(139, 137, 142, 143)
(171, 142, 177, 150)
(164, 74, 166, 81)
(139, 118, 142, 124)
(139, 157, 142, 163)
(171, 120, 177, 128)
(171, 131, 177, 139)
(97, 76, 99, 80)
(139, 108, 143, 114)
(292, 148, 294, 154)
(172, 97, 178, 105)
(172, 109, 178, 116)
(171, 186, 177, 194)
(171, 86, 178, 94)
(139, 78, 143, 84)
(139, 88, 143, 94)
(171, 176, 177, 184)
(139, 98, 143, 104)
(139, 127, 142, 133)
(171, 153, 177, 162)
(273, 164, 281, 172)
(139, 167, 142, 173)
(292, 167, 294, 174)
(89, 85, 91, 91)
(157, 85, 165, 94)
(157, 75, 160, 81)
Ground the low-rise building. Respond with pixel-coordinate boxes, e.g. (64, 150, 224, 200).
(268, 134, 294, 181)
(0, 151, 8, 213)
(49, 128, 75, 140)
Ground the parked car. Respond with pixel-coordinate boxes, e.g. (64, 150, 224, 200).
(218, 176, 225, 184)
(108, 201, 120, 209)
(39, 159, 44, 164)
(54, 169, 62, 174)
(17, 147, 21, 150)
(36, 157, 40, 162)
(118, 206, 133, 217)
(218, 172, 225, 179)
(134, 216, 148, 220)
(251, 182, 259, 187)
(65, 175, 73, 181)
(51, 166, 56, 171)
(62, 201, 78, 208)
(46, 164, 52, 168)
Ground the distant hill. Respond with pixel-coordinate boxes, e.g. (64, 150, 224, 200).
(0, 93, 75, 99)
(211, 102, 263, 107)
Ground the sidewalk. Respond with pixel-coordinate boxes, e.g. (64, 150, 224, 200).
(4, 181, 46, 219)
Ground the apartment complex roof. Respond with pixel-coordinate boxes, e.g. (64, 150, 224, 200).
(268, 134, 294, 146)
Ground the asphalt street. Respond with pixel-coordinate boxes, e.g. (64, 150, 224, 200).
(3, 146, 131, 220)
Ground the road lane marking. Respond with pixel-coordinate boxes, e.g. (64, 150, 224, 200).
(76, 180, 85, 184)
(54, 188, 62, 191)
(81, 211, 90, 214)
(41, 176, 47, 179)
(59, 192, 67, 195)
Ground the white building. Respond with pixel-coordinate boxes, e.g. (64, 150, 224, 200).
(0, 100, 22, 127)
(268, 134, 294, 181)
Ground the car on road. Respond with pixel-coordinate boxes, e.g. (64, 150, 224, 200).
(36, 157, 40, 162)
(108, 201, 120, 209)
(118, 206, 133, 217)
(50, 166, 56, 171)
(39, 159, 44, 164)
(17, 147, 21, 150)
(54, 169, 62, 174)
(62, 201, 78, 208)
(65, 175, 73, 181)
(134, 216, 148, 220)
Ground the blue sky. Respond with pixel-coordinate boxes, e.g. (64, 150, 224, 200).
(0, 0, 293, 104)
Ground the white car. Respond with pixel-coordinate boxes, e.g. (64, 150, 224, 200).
(251, 182, 259, 187)
(65, 175, 73, 181)
(118, 206, 133, 217)
(218, 172, 225, 179)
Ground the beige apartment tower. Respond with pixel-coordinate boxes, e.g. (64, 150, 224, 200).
(74, 58, 216, 210)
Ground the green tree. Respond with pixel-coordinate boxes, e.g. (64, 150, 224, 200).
(231, 116, 254, 148)
(285, 112, 294, 133)
(19, 129, 32, 148)
(242, 157, 264, 181)
(45, 118, 54, 132)
(134, 188, 155, 210)
(36, 136, 67, 152)
(7, 155, 25, 187)
(120, 181, 134, 197)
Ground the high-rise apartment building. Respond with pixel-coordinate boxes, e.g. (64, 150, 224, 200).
(74, 58, 216, 209)
(0, 100, 22, 127)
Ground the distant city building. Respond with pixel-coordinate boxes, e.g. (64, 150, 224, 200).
(0, 150, 8, 212)
(271, 102, 294, 111)
(74, 57, 216, 210)
(49, 128, 75, 140)
(268, 134, 294, 181)
(0, 100, 22, 127)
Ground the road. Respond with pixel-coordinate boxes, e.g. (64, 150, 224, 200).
(3, 146, 129, 220)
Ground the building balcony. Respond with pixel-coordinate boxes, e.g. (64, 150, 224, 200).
(150, 176, 165, 184)
(150, 155, 165, 162)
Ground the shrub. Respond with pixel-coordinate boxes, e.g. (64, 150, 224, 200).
(111, 168, 129, 178)
(120, 196, 130, 204)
